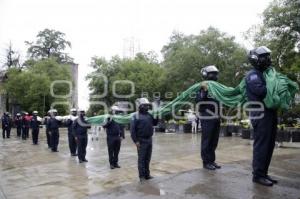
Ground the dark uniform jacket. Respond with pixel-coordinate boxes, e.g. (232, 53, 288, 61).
(245, 69, 267, 103)
(31, 116, 41, 129)
(15, 117, 22, 128)
(1, 115, 9, 129)
(72, 116, 91, 137)
(103, 119, 125, 138)
(130, 112, 158, 143)
(47, 117, 60, 130)
(196, 88, 220, 117)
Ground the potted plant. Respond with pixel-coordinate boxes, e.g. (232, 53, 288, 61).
(183, 121, 192, 133)
(165, 119, 176, 133)
(241, 121, 251, 139)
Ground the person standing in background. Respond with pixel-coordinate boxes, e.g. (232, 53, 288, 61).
(30, 111, 41, 145)
(1, 112, 10, 139)
(15, 113, 22, 138)
(66, 108, 78, 156)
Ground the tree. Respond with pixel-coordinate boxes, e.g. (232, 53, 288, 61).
(4, 58, 71, 115)
(247, 0, 300, 82)
(25, 29, 73, 63)
(86, 53, 165, 114)
(87, 55, 122, 109)
(2, 42, 21, 69)
(0, 42, 22, 111)
(161, 27, 247, 95)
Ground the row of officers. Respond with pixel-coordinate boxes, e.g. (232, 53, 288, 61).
(1, 109, 125, 166)
(1, 46, 279, 186)
(0, 99, 156, 181)
(1, 111, 41, 143)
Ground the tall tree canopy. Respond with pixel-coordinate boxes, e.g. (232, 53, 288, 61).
(161, 27, 247, 95)
(86, 53, 165, 114)
(4, 58, 71, 115)
(25, 29, 73, 64)
(250, 0, 300, 82)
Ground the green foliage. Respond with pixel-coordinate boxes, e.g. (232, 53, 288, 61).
(250, 0, 300, 82)
(25, 28, 73, 64)
(4, 58, 71, 115)
(161, 27, 247, 95)
(87, 53, 165, 114)
(87, 28, 250, 114)
(3, 42, 21, 68)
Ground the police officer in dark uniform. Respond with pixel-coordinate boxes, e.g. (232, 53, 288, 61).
(73, 109, 90, 163)
(30, 111, 41, 145)
(130, 98, 158, 183)
(196, 65, 221, 170)
(7, 113, 12, 138)
(66, 108, 78, 156)
(1, 112, 10, 139)
(15, 113, 22, 137)
(103, 106, 125, 169)
(47, 109, 61, 152)
(22, 112, 30, 139)
(246, 46, 278, 186)
(44, 111, 51, 148)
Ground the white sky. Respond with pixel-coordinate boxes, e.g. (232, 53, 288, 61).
(0, 0, 272, 109)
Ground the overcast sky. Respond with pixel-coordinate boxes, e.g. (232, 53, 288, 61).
(0, 0, 272, 109)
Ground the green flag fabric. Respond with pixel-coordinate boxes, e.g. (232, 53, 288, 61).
(87, 67, 299, 125)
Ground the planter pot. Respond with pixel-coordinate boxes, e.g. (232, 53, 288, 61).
(237, 126, 243, 135)
(227, 125, 241, 136)
(276, 130, 291, 142)
(183, 123, 192, 133)
(276, 130, 284, 142)
(292, 131, 300, 142)
(221, 126, 232, 137)
(166, 124, 176, 133)
(227, 125, 237, 133)
(284, 131, 291, 142)
(241, 129, 251, 139)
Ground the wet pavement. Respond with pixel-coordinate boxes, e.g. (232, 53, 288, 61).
(0, 129, 299, 199)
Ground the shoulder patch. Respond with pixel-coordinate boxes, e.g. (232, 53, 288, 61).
(249, 74, 258, 81)
(131, 114, 136, 120)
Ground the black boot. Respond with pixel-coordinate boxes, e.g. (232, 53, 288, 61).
(203, 163, 216, 170)
(253, 177, 273, 186)
(266, 175, 278, 184)
(212, 162, 221, 169)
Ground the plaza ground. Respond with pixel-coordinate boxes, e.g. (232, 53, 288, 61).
(0, 129, 299, 199)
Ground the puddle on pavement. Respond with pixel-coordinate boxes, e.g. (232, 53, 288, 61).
(185, 183, 207, 195)
(2, 165, 16, 171)
(137, 183, 166, 196)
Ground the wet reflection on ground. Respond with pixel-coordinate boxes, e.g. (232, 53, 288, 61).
(0, 129, 299, 198)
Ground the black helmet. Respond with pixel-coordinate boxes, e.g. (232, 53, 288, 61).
(78, 108, 86, 117)
(201, 65, 219, 81)
(248, 46, 272, 70)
